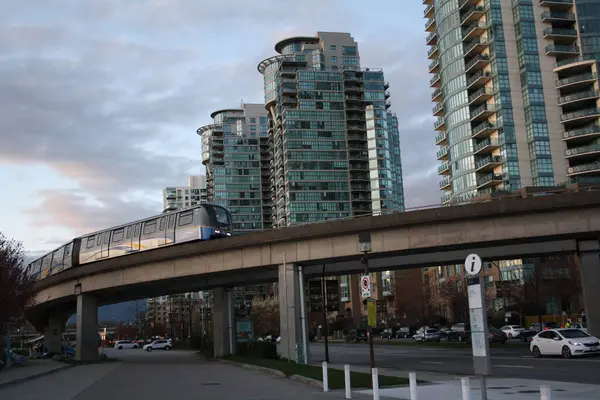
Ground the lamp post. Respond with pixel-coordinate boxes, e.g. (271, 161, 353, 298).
(359, 232, 375, 369)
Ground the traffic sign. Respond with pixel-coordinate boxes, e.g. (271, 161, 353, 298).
(464, 253, 482, 276)
(360, 275, 371, 298)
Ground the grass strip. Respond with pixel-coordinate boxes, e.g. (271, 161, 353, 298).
(223, 356, 409, 389)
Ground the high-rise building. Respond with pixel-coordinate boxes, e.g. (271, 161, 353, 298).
(197, 104, 272, 234)
(257, 31, 405, 228)
(425, 0, 600, 205)
(162, 175, 208, 212)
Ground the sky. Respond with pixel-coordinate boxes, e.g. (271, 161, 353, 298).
(0, 0, 440, 259)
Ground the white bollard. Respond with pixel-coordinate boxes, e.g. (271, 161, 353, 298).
(409, 371, 418, 400)
(540, 385, 552, 400)
(461, 377, 471, 400)
(322, 361, 329, 392)
(344, 364, 352, 399)
(372, 368, 380, 400)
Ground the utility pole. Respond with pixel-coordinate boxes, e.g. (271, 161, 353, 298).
(359, 231, 375, 370)
(321, 264, 329, 363)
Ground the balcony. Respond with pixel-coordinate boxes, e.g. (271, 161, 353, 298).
(477, 173, 503, 189)
(429, 58, 440, 73)
(467, 71, 494, 89)
(385, 91, 391, 99)
(459, 0, 478, 10)
(441, 191, 452, 204)
(474, 138, 502, 155)
(433, 102, 444, 117)
(426, 31, 438, 46)
(384, 81, 390, 90)
(440, 176, 451, 190)
(435, 131, 447, 145)
(472, 121, 500, 139)
(545, 44, 579, 57)
(385, 100, 392, 109)
(461, 5, 486, 25)
(475, 155, 503, 172)
(565, 143, 600, 160)
(539, 0, 574, 11)
(425, 17, 436, 32)
(464, 38, 490, 58)
(424, 4, 434, 18)
(428, 45, 439, 59)
(437, 146, 449, 160)
(560, 108, 600, 124)
(543, 28, 578, 43)
(465, 54, 491, 74)
(462, 20, 489, 41)
(556, 72, 597, 90)
(423, 0, 433, 4)
(438, 161, 450, 175)
(558, 90, 599, 106)
(563, 124, 600, 144)
(166, 192, 176, 199)
(554, 55, 596, 71)
(432, 88, 442, 101)
(541, 11, 576, 24)
(469, 87, 495, 105)
(434, 117, 446, 131)
(567, 161, 600, 177)
(470, 104, 497, 122)
(430, 73, 441, 87)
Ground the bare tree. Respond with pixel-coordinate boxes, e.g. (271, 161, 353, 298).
(251, 297, 279, 336)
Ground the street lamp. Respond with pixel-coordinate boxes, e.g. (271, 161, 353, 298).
(358, 232, 375, 369)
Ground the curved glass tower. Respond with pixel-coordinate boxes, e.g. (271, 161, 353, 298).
(257, 32, 405, 227)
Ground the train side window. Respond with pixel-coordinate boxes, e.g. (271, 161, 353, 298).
(96, 234, 101, 246)
(143, 220, 157, 235)
(159, 217, 166, 231)
(87, 237, 95, 249)
(178, 211, 193, 226)
(126, 226, 132, 239)
(112, 228, 124, 242)
(134, 224, 140, 237)
(168, 214, 175, 229)
(103, 232, 110, 245)
(64, 244, 71, 257)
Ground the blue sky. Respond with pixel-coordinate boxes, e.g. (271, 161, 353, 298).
(0, 0, 439, 257)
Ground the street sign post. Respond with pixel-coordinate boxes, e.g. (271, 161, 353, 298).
(367, 299, 377, 328)
(464, 253, 491, 400)
(360, 275, 371, 298)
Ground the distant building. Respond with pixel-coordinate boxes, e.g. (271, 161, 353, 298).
(162, 175, 208, 212)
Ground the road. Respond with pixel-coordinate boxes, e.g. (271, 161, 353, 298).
(310, 341, 600, 384)
(0, 349, 362, 400)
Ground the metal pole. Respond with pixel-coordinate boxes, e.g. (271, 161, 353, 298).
(298, 266, 309, 365)
(363, 251, 375, 369)
(409, 371, 418, 400)
(344, 364, 352, 399)
(480, 376, 488, 400)
(322, 264, 330, 363)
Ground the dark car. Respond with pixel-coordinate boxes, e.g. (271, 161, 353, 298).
(488, 328, 507, 344)
(380, 328, 394, 339)
(345, 329, 368, 342)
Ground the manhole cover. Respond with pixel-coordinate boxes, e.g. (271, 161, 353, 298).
(201, 383, 221, 386)
(518, 390, 540, 394)
(489, 387, 511, 390)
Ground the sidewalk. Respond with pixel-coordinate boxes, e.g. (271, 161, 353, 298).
(0, 359, 73, 388)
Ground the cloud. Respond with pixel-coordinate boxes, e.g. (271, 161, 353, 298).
(1, 1, 441, 253)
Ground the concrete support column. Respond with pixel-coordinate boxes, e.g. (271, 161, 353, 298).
(577, 240, 600, 337)
(76, 293, 98, 361)
(212, 287, 235, 358)
(43, 315, 64, 354)
(278, 263, 310, 363)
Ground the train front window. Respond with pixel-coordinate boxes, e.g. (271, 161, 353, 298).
(211, 206, 231, 226)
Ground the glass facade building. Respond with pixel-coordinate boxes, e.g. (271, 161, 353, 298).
(425, 0, 600, 204)
(257, 32, 405, 228)
(197, 104, 272, 234)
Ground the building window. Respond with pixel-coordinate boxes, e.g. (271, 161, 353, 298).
(331, 56, 337, 63)
(329, 45, 336, 51)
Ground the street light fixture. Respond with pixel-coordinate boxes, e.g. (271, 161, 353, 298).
(358, 232, 375, 369)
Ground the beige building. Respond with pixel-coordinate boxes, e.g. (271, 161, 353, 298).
(425, 0, 600, 205)
(162, 175, 208, 212)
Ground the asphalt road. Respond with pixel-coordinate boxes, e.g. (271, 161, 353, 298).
(310, 341, 600, 384)
(0, 349, 362, 400)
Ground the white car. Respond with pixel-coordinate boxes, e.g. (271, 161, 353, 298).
(114, 340, 138, 350)
(530, 328, 599, 358)
(143, 339, 172, 352)
(500, 325, 525, 339)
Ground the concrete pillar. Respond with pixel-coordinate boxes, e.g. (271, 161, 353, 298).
(278, 263, 310, 363)
(577, 240, 600, 337)
(212, 287, 235, 357)
(76, 293, 98, 361)
(43, 315, 64, 354)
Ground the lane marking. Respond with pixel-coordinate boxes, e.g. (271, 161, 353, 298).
(496, 365, 534, 369)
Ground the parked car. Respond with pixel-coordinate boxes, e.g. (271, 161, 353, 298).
(395, 327, 412, 338)
(114, 340, 138, 350)
(380, 328, 394, 340)
(345, 330, 368, 343)
(413, 328, 441, 342)
(530, 328, 599, 358)
(529, 322, 559, 332)
(488, 328, 507, 344)
(446, 323, 470, 342)
(500, 325, 525, 339)
(143, 339, 172, 352)
(572, 323, 588, 333)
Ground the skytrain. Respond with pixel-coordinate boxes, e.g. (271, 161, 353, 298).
(26, 204, 233, 280)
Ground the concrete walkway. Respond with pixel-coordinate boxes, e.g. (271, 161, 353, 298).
(0, 359, 72, 388)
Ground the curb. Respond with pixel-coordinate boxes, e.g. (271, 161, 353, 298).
(290, 374, 323, 389)
(0, 364, 74, 389)
(218, 359, 285, 377)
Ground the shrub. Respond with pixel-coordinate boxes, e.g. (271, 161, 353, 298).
(236, 341, 278, 359)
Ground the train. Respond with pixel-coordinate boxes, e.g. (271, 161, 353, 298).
(26, 203, 233, 281)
